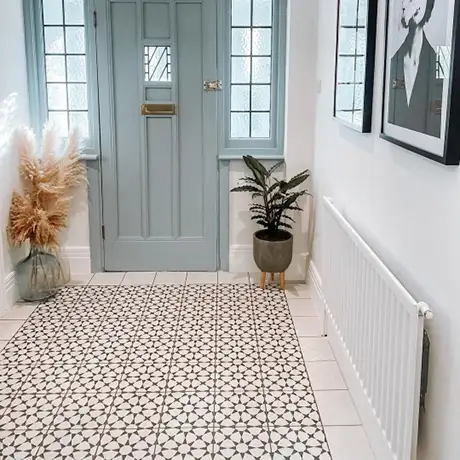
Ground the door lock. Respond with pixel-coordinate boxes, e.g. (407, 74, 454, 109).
(203, 80, 222, 91)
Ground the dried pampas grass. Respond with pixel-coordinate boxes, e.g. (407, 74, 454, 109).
(8, 123, 87, 250)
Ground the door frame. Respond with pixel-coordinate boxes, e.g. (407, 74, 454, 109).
(87, 0, 229, 273)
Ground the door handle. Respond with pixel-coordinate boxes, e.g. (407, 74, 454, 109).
(203, 80, 222, 91)
(141, 104, 176, 115)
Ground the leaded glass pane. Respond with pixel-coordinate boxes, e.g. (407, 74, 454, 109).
(252, 29, 271, 55)
(69, 111, 89, 138)
(231, 113, 250, 138)
(144, 46, 172, 82)
(231, 85, 250, 111)
(43, 0, 63, 25)
(66, 27, 86, 54)
(252, 57, 271, 83)
(251, 85, 271, 111)
(232, 57, 251, 83)
(67, 55, 87, 82)
(251, 113, 270, 137)
(48, 112, 69, 137)
(64, 0, 85, 25)
(232, 29, 251, 55)
(46, 56, 66, 82)
(45, 27, 65, 54)
(253, 0, 272, 26)
(232, 0, 251, 26)
(68, 83, 87, 110)
(47, 84, 67, 110)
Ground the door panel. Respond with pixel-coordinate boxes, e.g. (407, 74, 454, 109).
(96, 0, 218, 271)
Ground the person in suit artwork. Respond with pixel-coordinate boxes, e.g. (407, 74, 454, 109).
(388, 0, 443, 138)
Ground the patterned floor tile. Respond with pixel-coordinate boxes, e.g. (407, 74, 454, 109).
(161, 392, 215, 428)
(213, 426, 272, 460)
(265, 392, 321, 427)
(0, 283, 331, 460)
(216, 337, 259, 362)
(168, 362, 216, 392)
(39, 340, 90, 365)
(0, 430, 45, 459)
(52, 393, 115, 429)
(0, 393, 63, 430)
(261, 361, 311, 392)
(120, 363, 170, 393)
(155, 428, 214, 460)
(0, 365, 34, 394)
(96, 429, 157, 459)
(270, 425, 332, 460)
(84, 338, 132, 363)
(70, 363, 125, 393)
(173, 337, 216, 363)
(107, 392, 165, 429)
(0, 340, 49, 365)
(35, 429, 102, 459)
(22, 364, 79, 394)
(215, 362, 263, 392)
(127, 338, 175, 363)
(214, 392, 267, 427)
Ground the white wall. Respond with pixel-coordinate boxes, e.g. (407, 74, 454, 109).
(313, 0, 460, 459)
(228, 0, 318, 280)
(0, 1, 30, 312)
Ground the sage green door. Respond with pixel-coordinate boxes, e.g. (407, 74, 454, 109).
(95, 0, 218, 271)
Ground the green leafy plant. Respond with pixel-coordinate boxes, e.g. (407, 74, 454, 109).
(231, 155, 310, 237)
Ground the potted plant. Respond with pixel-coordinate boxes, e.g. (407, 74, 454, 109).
(231, 155, 310, 289)
(7, 124, 87, 301)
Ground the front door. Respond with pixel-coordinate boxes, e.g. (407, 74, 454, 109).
(95, 0, 218, 271)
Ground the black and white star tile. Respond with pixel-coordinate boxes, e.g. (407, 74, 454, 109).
(0, 283, 332, 459)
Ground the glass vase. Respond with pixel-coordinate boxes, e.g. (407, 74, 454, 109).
(15, 247, 70, 302)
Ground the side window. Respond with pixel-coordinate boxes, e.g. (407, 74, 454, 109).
(23, 0, 98, 155)
(220, 0, 287, 158)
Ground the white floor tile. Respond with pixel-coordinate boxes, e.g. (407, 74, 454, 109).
(325, 426, 375, 460)
(186, 272, 218, 284)
(306, 361, 347, 390)
(154, 272, 187, 284)
(288, 298, 318, 317)
(121, 272, 156, 285)
(0, 341, 7, 352)
(218, 271, 249, 284)
(285, 283, 315, 299)
(89, 272, 125, 286)
(1, 304, 38, 320)
(0, 320, 25, 340)
(67, 274, 94, 286)
(315, 390, 361, 426)
(292, 316, 323, 337)
(299, 337, 335, 362)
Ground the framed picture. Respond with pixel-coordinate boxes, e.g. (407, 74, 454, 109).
(334, 0, 378, 132)
(381, 0, 460, 165)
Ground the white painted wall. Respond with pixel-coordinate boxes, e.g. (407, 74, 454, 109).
(228, 0, 318, 280)
(312, 0, 460, 459)
(0, 1, 30, 312)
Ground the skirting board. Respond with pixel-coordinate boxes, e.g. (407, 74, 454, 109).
(62, 246, 91, 276)
(229, 245, 308, 281)
(2, 272, 17, 315)
(307, 261, 392, 460)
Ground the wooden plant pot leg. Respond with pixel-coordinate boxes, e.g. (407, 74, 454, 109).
(260, 272, 266, 289)
(280, 272, 285, 290)
(270, 273, 274, 281)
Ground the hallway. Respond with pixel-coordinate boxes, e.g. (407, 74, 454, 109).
(0, 274, 374, 459)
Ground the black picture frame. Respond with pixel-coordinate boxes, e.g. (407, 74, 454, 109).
(380, 0, 460, 165)
(333, 0, 378, 133)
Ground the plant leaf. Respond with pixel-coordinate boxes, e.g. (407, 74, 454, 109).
(230, 185, 262, 194)
(244, 155, 269, 177)
(268, 160, 284, 175)
(278, 221, 293, 229)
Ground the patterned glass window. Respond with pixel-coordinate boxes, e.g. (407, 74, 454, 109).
(144, 46, 172, 82)
(42, 0, 88, 137)
(230, 0, 273, 138)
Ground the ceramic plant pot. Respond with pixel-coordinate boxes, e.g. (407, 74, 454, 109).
(253, 230, 293, 274)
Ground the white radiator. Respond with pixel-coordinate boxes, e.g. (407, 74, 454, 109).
(321, 197, 433, 460)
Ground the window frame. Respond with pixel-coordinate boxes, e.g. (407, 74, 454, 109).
(218, 0, 287, 160)
(23, 0, 100, 158)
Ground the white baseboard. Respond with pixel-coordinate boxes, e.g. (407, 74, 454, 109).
(62, 246, 91, 276)
(2, 271, 17, 314)
(229, 245, 308, 281)
(307, 260, 392, 460)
